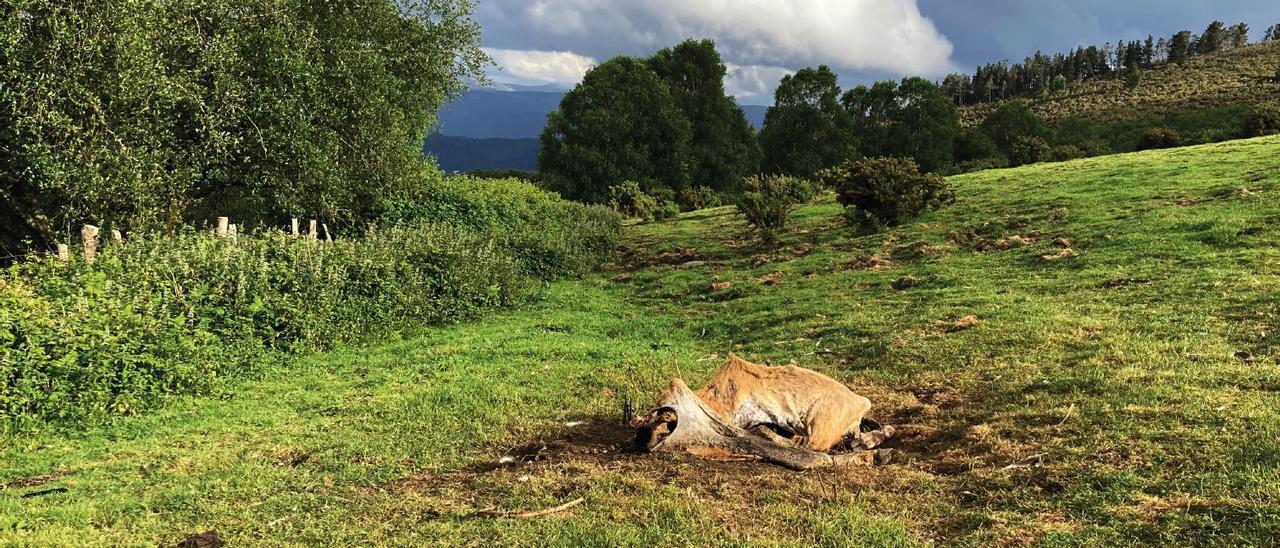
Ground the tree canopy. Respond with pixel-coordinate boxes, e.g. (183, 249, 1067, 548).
(539, 40, 757, 203)
(648, 40, 760, 194)
(0, 0, 487, 252)
(844, 77, 960, 173)
(538, 57, 692, 203)
(758, 66, 857, 179)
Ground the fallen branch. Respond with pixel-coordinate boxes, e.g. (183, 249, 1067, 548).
(1002, 453, 1046, 470)
(0, 470, 72, 490)
(474, 497, 586, 519)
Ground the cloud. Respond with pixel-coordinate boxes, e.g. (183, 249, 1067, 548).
(477, 0, 958, 77)
(482, 48, 598, 85)
(724, 64, 794, 101)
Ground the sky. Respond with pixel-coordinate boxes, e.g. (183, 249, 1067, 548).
(472, 0, 1280, 105)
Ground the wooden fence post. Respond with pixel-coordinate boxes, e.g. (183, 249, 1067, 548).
(308, 219, 317, 241)
(111, 229, 123, 245)
(216, 216, 229, 237)
(291, 218, 299, 236)
(228, 223, 238, 242)
(321, 222, 332, 242)
(81, 224, 99, 263)
(56, 243, 69, 262)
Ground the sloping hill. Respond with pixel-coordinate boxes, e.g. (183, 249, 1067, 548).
(421, 134, 538, 172)
(6, 137, 1279, 545)
(960, 41, 1280, 126)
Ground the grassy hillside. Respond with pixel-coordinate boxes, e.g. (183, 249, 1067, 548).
(3, 137, 1279, 545)
(960, 41, 1280, 126)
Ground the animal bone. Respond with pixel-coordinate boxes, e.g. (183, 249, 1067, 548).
(632, 355, 894, 470)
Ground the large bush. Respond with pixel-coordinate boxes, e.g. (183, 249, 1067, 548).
(383, 172, 622, 279)
(1137, 127, 1184, 150)
(1242, 104, 1280, 137)
(737, 175, 812, 243)
(0, 0, 487, 253)
(819, 157, 953, 231)
(1010, 136, 1052, 166)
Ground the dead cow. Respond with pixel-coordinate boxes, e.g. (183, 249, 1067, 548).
(632, 354, 895, 470)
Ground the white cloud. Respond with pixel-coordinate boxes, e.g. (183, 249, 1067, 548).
(488, 0, 957, 76)
(724, 64, 795, 101)
(482, 48, 598, 86)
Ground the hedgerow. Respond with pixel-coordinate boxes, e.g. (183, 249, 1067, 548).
(2, 177, 621, 430)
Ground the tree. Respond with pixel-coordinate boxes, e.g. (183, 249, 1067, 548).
(979, 101, 1050, 157)
(539, 57, 692, 203)
(759, 66, 858, 179)
(1227, 23, 1250, 49)
(1, 0, 488, 252)
(647, 40, 759, 194)
(1197, 21, 1226, 54)
(845, 77, 960, 172)
(1169, 31, 1194, 64)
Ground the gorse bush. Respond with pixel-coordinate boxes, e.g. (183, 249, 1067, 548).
(678, 186, 722, 211)
(1242, 104, 1280, 136)
(1137, 127, 1184, 150)
(737, 175, 811, 243)
(819, 157, 953, 231)
(607, 181, 660, 221)
(1, 226, 522, 428)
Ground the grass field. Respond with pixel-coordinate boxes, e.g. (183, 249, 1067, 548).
(3, 137, 1280, 545)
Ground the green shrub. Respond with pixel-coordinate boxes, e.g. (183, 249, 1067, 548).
(737, 175, 808, 242)
(1242, 104, 1280, 137)
(818, 157, 953, 231)
(1051, 145, 1085, 162)
(1, 225, 529, 429)
(648, 186, 678, 205)
(1137, 127, 1184, 150)
(652, 201, 681, 221)
(679, 186, 722, 210)
(1010, 136, 1052, 166)
(384, 172, 622, 279)
(606, 181, 659, 220)
(949, 156, 1009, 175)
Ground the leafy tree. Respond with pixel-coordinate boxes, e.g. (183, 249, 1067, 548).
(1054, 117, 1105, 146)
(759, 66, 858, 179)
(0, 0, 487, 252)
(648, 40, 759, 194)
(980, 101, 1050, 157)
(954, 128, 1001, 163)
(539, 57, 692, 203)
(844, 78, 959, 172)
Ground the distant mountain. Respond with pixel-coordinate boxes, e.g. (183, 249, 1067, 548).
(435, 88, 565, 139)
(422, 135, 538, 173)
(741, 105, 768, 130)
(427, 84, 769, 172)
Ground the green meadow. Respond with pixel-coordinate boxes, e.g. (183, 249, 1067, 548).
(3, 136, 1279, 545)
